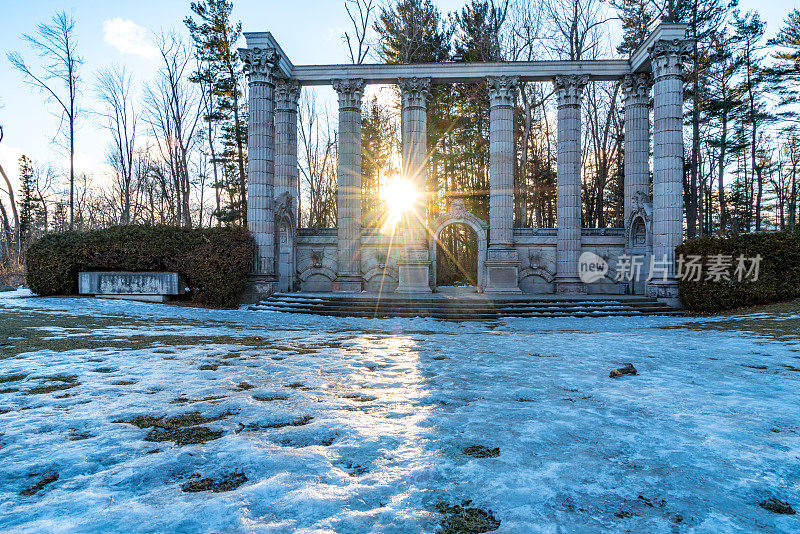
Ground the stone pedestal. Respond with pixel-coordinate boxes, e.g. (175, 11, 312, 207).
(239, 46, 280, 302)
(646, 38, 690, 307)
(396, 77, 432, 293)
(333, 78, 365, 292)
(553, 74, 588, 293)
(485, 76, 522, 293)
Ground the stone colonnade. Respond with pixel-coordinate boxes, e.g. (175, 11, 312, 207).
(239, 32, 690, 302)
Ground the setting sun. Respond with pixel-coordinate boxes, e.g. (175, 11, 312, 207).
(380, 178, 418, 233)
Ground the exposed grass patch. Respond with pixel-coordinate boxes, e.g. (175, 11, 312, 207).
(92, 367, 116, 373)
(285, 382, 312, 390)
(19, 473, 58, 496)
(146, 427, 223, 445)
(341, 462, 368, 476)
(759, 497, 795, 514)
(462, 445, 500, 458)
(0, 373, 26, 383)
(233, 382, 255, 391)
(342, 393, 378, 402)
(113, 380, 136, 386)
(252, 394, 289, 402)
(27, 375, 79, 395)
(0, 387, 19, 394)
(121, 410, 230, 430)
(436, 501, 501, 533)
(181, 470, 247, 493)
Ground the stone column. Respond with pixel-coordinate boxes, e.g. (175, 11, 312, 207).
(622, 73, 652, 231)
(275, 79, 301, 221)
(648, 39, 690, 306)
(333, 78, 365, 292)
(553, 74, 589, 293)
(485, 75, 521, 293)
(238, 46, 279, 302)
(396, 77, 432, 293)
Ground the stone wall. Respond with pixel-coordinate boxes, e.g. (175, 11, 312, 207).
(295, 229, 627, 294)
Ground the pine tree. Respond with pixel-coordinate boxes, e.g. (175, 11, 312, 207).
(17, 155, 38, 240)
(185, 0, 248, 224)
(610, 0, 655, 56)
(733, 10, 771, 232)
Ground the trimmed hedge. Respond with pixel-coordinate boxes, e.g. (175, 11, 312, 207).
(676, 230, 800, 312)
(26, 225, 255, 308)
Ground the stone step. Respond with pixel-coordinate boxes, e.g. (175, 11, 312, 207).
(250, 293, 681, 319)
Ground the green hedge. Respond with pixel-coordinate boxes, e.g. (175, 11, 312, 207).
(676, 230, 800, 312)
(26, 225, 255, 308)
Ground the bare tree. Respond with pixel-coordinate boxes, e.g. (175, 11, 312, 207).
(298, 94, 338, 228)
(543, 0, 610, 60)
(343, 0, 376, 64)
(143, 32, 202, 227)
(96, 66, 138, 224)
(8, 11, 82, 229)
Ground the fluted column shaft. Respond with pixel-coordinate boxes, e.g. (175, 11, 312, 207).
(400, 77, 430, 247)
(554, 74, 588, 292)
(484, 76, 522, 293)
(333, 78, 365, 292)
(488, 76, 517, 246)
(275, 79, 300, 221)
(649, 39, 690, 301)
(622, 73, 652, 231)
(239, 47, 279, 294)
(396, 77, 432, 293)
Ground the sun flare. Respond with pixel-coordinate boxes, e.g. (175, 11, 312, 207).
(380, 178, 418, 233)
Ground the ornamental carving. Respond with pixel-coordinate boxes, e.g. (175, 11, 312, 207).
(553, 74, 589, 107)
(399, 77, 431, 108)
(487, 76, 519, 107)
(449, 199, 467, 218)
(238, 47, 279, 83)
(332, 78, 365, 110)
(648, 39, 691, 79)
(275, 79, 301, 111)
(621, 73, 652, 105)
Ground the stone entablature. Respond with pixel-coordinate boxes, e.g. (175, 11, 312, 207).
(240, 23, 691, 305)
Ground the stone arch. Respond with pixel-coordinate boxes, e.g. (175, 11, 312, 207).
(429, 200, 488, 292)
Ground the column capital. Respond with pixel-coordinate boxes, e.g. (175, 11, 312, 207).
(275, 79, 301, 112)
(553, 74, 589, 108)
(487, 76, 519, 107)
(332, 78, 365, 110)
(399, 76, 431, 109)
(649, 39, 691, 81)
(238, 47, 279, 85)
(621, 73, 652, 106)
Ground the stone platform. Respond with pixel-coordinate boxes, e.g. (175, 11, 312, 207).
(250, 290, 681, 320)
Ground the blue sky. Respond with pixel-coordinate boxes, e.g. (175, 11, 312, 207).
(0, 0, 797, 193)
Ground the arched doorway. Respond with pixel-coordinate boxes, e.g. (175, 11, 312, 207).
(436, 223, 479, 288)
(429, 200, 488, 292)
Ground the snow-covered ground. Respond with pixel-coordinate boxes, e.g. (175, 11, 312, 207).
(1, 290, 798, 533)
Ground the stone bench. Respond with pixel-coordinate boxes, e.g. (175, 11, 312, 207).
(78, 272, 185, 302)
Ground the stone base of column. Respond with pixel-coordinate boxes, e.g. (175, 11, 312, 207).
(484, 247, 521, 294)
(241, 274, 276, 304)
(396, 248, 431, 293)
(555, 277, 585, 294)
(334, 274, 363, 293)
(645, 279, 682, 308)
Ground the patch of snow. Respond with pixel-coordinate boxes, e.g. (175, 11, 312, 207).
(0, 296, 798, 532)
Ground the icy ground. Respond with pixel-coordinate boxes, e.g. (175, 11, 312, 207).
(0, 290, 798, 533)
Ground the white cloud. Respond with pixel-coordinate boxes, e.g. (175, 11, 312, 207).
(102, 18, 158, 59)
